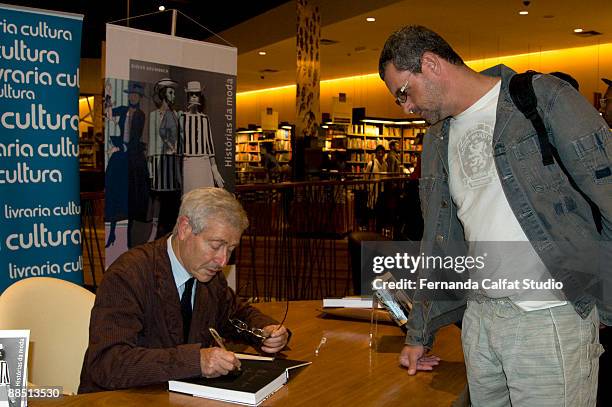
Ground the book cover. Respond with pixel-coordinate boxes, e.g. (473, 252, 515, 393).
(373, 272, 412, 327)
(0, 330, 30, 407)
(169, 358, 310, 406)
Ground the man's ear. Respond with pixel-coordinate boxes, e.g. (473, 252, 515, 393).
(421, 52, 441, 76)
(176, 216, 192, 240)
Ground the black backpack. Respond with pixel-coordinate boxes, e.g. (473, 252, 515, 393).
(508, 71, 602, 233)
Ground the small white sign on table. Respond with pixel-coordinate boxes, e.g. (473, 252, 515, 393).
(0, 330, 29, 407)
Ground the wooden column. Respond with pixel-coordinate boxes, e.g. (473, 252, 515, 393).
(296, 0, 320, 140)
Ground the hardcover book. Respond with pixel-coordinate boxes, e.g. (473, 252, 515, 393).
(169, 358, 310, 406)
(323, 296, 380, 308)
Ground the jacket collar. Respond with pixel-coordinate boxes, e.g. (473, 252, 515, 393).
(429, 64, 519, 149)
(487, 65, 519, 144)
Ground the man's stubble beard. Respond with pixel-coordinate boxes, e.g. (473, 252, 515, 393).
(419, 77, 447, 125)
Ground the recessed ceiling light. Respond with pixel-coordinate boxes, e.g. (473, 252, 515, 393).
(519, 10, 528, 15)
(258, 51, 267, 56)
(574, 28, 584, 33)
(158, 5, 165, 11)
(366, 17, 376, 22)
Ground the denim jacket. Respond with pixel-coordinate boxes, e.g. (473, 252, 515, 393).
(405, 64, 612, 348)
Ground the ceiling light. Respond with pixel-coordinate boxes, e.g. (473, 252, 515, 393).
(366, 17, 376, 22)
(158, 5, 165, 11)
(258, 51, 267, 56)
(519, 10, 528, 15)
(574, 28, 584, 33)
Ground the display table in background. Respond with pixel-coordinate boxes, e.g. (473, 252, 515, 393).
(30, 300, 466, 407)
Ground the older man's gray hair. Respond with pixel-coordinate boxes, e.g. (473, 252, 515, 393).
(173, 187, 249, 234)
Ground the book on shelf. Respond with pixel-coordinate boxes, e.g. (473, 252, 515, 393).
(275, 128, 291, 140)
(364, 124, 379, 136)
(275, 152, 291, 162)
(236, 133, 260, 143)
(274, 140, 291, 151)
(169, 358, 311, 406)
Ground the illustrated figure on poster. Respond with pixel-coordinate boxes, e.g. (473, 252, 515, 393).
(104, 81, 151, 248)
(103, 79, 116, 124)
(0, 344, 15, 407)
(148, 78, 182, 238)
(180, 80, 225, 192)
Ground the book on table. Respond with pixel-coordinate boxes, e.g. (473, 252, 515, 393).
(322, 296, 382, 308)
(168, 358, 311, 406)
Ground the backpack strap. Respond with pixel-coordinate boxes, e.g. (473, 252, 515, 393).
(508, 70, 555, 166)
(509, 71, 603, 233)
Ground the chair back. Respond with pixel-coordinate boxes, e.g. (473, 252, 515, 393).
(0, 277, 95, 394)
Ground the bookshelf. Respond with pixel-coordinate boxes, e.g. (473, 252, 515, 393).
(345, 117, 426, 173)
(322, 122, 349, 153)
(273, 127, 293, 164)
(235, 128, 264, 169)
(235, 126, 293, 171)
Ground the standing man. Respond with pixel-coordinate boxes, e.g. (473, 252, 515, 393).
(386, 141, 402, 174)
(80, 188, 290, 392)
(379, 26, 611, 406)
(599, 77, 612, 407)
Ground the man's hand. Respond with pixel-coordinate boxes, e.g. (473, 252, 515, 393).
(399, 344, 440, 375)
(260, 325, 289, 353)
(200, 347, 241, 378)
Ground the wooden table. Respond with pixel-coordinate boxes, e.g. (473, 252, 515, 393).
(30, 301, 466, 406)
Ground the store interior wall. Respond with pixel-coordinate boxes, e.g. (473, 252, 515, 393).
(236, 42, 612, 127)
(80, 58, 104, 136)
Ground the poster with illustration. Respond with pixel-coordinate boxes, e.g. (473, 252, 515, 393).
(104, 24, 236, 265)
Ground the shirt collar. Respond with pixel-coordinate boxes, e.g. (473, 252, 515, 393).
(167, 235, 192, 289)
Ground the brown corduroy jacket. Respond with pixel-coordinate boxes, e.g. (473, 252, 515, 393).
(78, 236, 277, 393)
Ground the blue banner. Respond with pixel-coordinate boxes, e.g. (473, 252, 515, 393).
(0, 4, 83, 292)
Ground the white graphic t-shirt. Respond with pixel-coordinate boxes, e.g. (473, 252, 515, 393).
(448, 81, 565, 310)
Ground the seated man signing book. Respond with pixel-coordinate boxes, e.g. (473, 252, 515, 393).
(79, 188, 289, 393)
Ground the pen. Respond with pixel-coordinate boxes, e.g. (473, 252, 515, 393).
(208, 327, 227, 350)
(209, 328, 242, 371)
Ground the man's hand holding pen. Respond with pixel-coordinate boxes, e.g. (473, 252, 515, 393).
(199, 347, 241, 378)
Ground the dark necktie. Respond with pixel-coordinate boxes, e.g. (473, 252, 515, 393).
(180, 278, 195, 343)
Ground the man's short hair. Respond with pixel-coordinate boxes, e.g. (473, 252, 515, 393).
(173, 187, 249, 235)
(375, 144, 386, 153)
(379, 25, 464, 79)
(389, 141, 397, 149)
